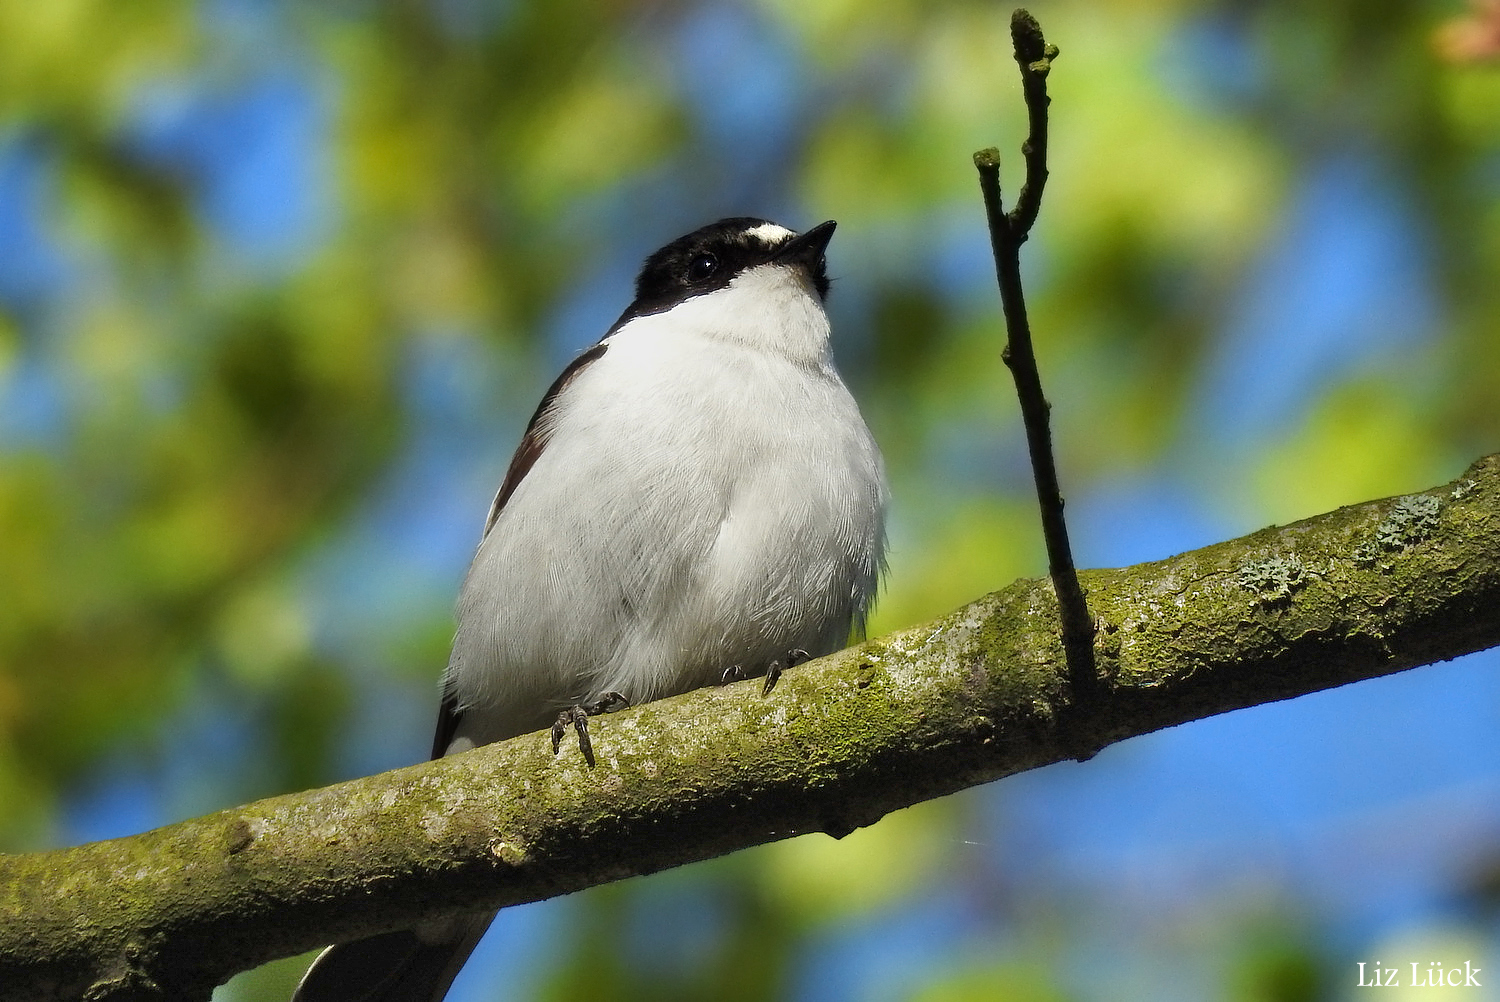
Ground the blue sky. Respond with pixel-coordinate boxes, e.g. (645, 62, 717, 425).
(1, 3, 1493, 999)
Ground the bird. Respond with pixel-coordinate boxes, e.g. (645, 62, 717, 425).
(291, 216, 888, 1002)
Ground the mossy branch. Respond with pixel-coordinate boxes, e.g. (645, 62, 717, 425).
(5, 456, 1500, 1001)
(975, 10, 1095, 743)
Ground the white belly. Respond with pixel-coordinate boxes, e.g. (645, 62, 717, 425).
(446, 317, 886, 746)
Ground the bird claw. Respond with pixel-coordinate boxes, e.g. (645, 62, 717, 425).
(761, 649, 811, 696)
(720, 650, 813, 695)
(551, 692, 629, 767)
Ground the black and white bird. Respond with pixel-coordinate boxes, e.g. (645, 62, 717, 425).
(292, 217, 888, 1002)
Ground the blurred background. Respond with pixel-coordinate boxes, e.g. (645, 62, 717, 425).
(3, 0, 1500, 999)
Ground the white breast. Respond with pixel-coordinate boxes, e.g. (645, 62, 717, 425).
(446, 264, 887, 746)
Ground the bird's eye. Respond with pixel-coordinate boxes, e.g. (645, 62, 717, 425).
(687, 253, 719, 282)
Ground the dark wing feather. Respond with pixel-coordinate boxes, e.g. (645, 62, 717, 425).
(479, 341, 609, 538)
(430, 340, 610, 762)
(430, 688, 463, 761)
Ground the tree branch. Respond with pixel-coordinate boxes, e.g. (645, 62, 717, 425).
(1005, 9, 1058, 238)
(5, 456, 1500, 1001)
(975, 10, 1094, 740)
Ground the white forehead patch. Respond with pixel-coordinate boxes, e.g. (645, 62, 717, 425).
(741, 222, 796, 247)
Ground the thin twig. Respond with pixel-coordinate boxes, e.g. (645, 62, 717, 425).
(975, 9, 1097, 754)
(1008, 11, 1057, 236)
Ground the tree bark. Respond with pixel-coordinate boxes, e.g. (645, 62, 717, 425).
(4, 454, 1499, 1001)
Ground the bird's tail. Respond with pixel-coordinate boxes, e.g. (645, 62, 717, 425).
(290, 912, 494, 1002)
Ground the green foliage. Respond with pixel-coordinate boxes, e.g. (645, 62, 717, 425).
(1227, 941, 1327, 1002)
(909, 962, 1072, 1002)
(4, 0, 1499, 999)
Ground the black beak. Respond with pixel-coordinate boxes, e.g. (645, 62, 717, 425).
(774, 220, 836, 267)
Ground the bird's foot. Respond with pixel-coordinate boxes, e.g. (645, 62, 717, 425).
(551, 692, 629, 767)
(761, 649, 811, 696)
(719, 649, 810, 695)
